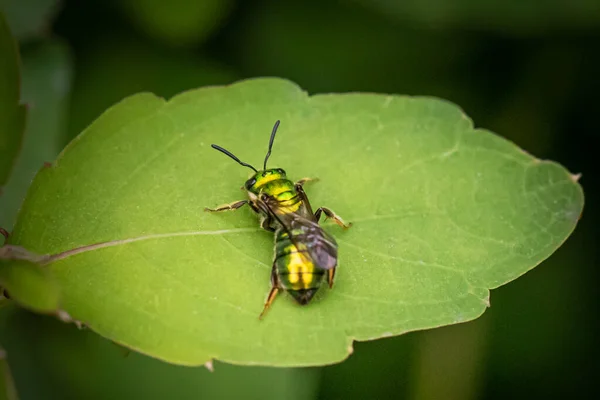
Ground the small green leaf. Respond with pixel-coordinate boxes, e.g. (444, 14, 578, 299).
(0, 12, 26, 189)
(5, 78, 583, 366)
(0, 40, 73, 229)
(115, 0, 234, 46)
(0, 248, 59, 313)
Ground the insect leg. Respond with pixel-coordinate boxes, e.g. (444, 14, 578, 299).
(295, 177, 319, 187)
(294, 184, 315, 215)
(259, 266, 281, 320)
(260, 214, 276, 232)
(327, 268, 336, 288)
(314, 207, 352, 229)
(204, 200, 248, 212)
(259, 287, 279, 320)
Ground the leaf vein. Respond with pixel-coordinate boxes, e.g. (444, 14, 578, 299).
(45, 228, 262, 263)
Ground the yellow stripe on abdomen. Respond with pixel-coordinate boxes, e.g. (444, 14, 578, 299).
(279, 250, 318, 290)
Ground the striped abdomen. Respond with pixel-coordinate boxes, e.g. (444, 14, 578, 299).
(273, 227, 326, 305)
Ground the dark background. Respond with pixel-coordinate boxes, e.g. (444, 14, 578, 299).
(0, 0, 598, 399)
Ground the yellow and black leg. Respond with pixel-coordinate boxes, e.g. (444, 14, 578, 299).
(315, 207, 352, 229)
(327, 268, 336, 288)
(204, 200, 248, 212)
(259, 266, 281, 320)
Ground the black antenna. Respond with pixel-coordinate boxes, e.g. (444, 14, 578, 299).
(263, 120, 280, 170)
(211, 144, 258, 172)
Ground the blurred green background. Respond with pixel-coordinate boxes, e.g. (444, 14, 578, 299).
(0, 0, 598, 399)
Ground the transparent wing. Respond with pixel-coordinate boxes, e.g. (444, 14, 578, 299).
(258, 194, 338, 270)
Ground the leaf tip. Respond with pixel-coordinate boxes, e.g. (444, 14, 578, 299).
(56, 309, 85, 329)
(570, 173, 582, 183)
(483, 296, 491, 308)
(204, 360, 214, 372)
(346, 342, 354, 356)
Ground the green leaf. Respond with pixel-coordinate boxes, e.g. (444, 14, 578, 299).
(0, 12, 26, 189)
(0, 262, 59, 313)
(114, 0, 234, 46)
(3, 78, 583, 367)
(0, 40, 73, 229)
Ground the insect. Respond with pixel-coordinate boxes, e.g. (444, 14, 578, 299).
(205, 120, 351, 319)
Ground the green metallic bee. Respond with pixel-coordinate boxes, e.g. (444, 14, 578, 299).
(205, 120, 351, 319)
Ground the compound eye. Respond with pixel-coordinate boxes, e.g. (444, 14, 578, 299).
(245, 178, 256, 189)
